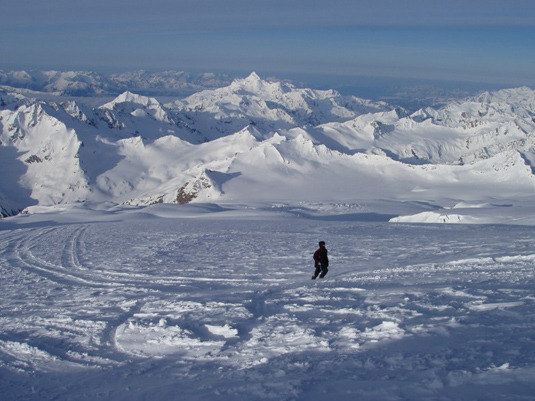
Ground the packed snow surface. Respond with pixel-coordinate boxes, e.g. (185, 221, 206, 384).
(1, 204, 535, 400)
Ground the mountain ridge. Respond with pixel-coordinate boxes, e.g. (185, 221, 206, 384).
(1, 72, 534, 220)
(0, 69, 233, 97)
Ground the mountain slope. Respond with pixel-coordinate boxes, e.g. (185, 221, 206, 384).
(308, 87, 535, 165)
(0, 102, 89, 209)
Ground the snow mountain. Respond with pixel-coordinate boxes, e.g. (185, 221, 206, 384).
(304, 86, 535, 166)
(0, 70, 109, 96)
(100, 91, 172, 124)
(1, 72, 535, 223)
(0, 69, 232, 97)
(168, 72, 393, 141)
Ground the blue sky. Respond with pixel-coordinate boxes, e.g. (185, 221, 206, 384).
(1, 0, 534, 90)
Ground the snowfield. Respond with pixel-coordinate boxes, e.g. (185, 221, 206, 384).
(1, 204, 535, 400)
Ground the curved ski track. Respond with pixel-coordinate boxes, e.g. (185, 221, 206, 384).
(2, 225, 253, 289)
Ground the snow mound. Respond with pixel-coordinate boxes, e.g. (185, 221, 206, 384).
(115, 321, 226, 358)
(390, 211, 469, 224)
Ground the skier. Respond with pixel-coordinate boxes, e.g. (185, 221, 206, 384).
(312, 241, 329, 279)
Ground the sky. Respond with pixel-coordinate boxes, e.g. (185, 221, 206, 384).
(1, 0, 535, 91)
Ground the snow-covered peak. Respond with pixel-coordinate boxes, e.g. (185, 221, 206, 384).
(469, 87, 535, 122)
(0, 69, 109, 96)
(99, 91, 170, 123)
(1, 69, 233, 97)
(417, 86, 535, 127)
(0, 101, 89, 207)
(0, 70, 32, 86)
(100, 91, 161, 110)
(239, 71, 263, 87)
(173, 72, 393, 140)
(228, 72, 285, 96)
(245, 71, 261, 81)
(0, 88, 33, 110)
(474, 86, 535, 107)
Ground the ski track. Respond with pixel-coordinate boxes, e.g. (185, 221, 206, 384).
(1, 218, 535, 400)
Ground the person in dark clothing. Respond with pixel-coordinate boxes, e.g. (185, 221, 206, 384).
(312, 241, 329, 279)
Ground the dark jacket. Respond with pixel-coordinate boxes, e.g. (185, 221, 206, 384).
(313, 247, 329, 267)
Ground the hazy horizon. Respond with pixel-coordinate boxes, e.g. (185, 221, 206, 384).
(0, 66, 524, 111)
(1, 0, 534, 94)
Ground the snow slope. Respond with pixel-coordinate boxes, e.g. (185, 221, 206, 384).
(0, 102, 89, 205)
(1, 205, 535, 400)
